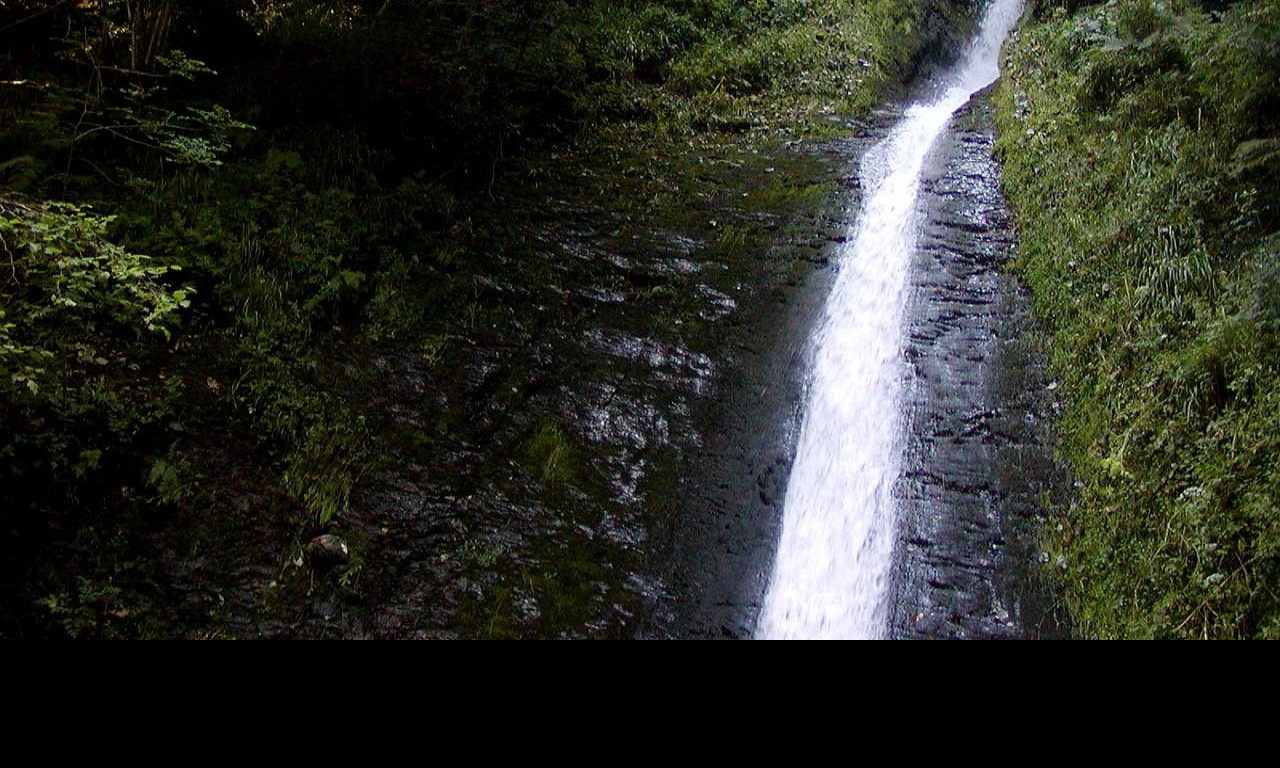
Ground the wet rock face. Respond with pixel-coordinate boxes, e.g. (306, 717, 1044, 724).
(650, 133, 891, 640)
(891, 88, 1068, 639)
(261, 135, 870, 639)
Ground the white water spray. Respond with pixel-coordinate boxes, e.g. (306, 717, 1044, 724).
(756, 0, 1024, 640)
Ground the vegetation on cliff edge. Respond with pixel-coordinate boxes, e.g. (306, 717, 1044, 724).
(995, 0, 1280, 638)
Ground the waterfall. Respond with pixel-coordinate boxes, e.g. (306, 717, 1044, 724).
(756, 0, 1025, 640)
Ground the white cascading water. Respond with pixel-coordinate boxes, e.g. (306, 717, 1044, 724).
(756, 0, 1024, 640)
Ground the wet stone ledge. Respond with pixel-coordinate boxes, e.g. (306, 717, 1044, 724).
(891, 88, 1069, 640)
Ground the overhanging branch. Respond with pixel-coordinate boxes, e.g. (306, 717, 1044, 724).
(0, 0, 73, 36)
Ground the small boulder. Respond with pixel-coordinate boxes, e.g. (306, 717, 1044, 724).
(308, 534, 350, 564)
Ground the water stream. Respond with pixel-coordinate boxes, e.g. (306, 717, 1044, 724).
(756, 0, 1025, 640)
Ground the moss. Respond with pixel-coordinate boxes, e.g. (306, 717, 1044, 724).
(523, 422, 582, 492)
(746, 177, 836, 213)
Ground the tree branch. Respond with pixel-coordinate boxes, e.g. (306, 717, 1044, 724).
(0, 198, 37, 213)
(0, 228, 17, 286)
(77, 157, 121, 187)
(77, 124, 166, 152)
(93, 66, 168, 79)
(74, 123, 155, 142)
(0, 0, 73, 36)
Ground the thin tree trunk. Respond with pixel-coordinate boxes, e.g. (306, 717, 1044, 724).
(125, 0, 174, 71)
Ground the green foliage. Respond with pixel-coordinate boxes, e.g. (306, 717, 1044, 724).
(0, 199, 191, 486)
(116, 125, 458, 525)
(39, 523, 169, 639)
(282, 403, 372, 526)
(2, 202, 187, 338)
(152, 106, 255, 168)
(549, 0, 969, 134)
(523, 422, 581, 491)
(4, 28, 251, 177)
(996, 0, 1280, 638)
(239, 0, 967, 147)
(146, 447, 194, 506)
(457, 539, 511, 569)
